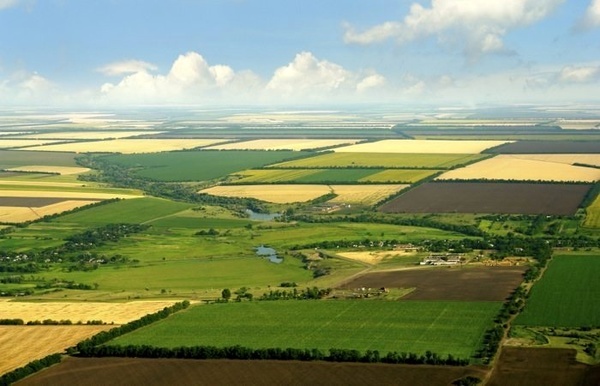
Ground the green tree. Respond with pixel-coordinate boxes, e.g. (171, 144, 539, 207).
(221, 288, 231, 301)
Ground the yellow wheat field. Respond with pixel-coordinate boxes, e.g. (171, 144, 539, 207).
(555, 119, 600, 130)
(497, 154, 600, 167)
(437, 155, 600, 182)
(336, 250, 416, 264)
(200, 184, 332, 203)
(333, 139, 511, 154)
(0, 139, 67, 149)
(206, 139, 361, 151)
(22, 138, 227, 153)
(328, 185, 409, 205)
(0, 325, 112, 374)
(0, 300, 179, 324)
(17, 131, 162, 140)
(6, 165, 91, 175)
(0, 190, 141, 199)
(0, 200, 98, 223)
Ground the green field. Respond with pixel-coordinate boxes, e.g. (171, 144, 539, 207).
(515, 255, 600, 327)
(270, 152, 486, 169)
(584, 195, 600, 228)
(103, 150, 313, 182)
(0, 150, 78, 168)
(53, 197, 194, 225)
(360, 169, 439, 183)
(109, 300, 500, 358)
(233, 168, 438, 184)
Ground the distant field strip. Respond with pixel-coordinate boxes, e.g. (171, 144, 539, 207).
(15, 131, 163, 140)
(334, 140, 511, 154)
(205, 139, 361, 150)
(329, 185, 409, 205)
(110, 300, 500, 358)
(22, 139, 227, 153)
(0, 300, 179, 324)
(0, 325, 112, 374)
(0, 150, 78, 168)
(437, 155, 600, 182)
(360, 169, 439, 183)
(515, 255, 600, 327)
(0, 139, 68, 149)
(499, 154, 600, 166)
(271, 152, 486, 169)
(6, 165, 90, 175)
(200, 184, 332, 203)
(0, 190, 140, 199)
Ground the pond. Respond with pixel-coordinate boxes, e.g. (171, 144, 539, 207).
(255, 245, 283, 264)
(245, 209, 281, 221)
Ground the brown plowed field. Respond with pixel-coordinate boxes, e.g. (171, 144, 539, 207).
(488, 347, 600, 386)
(379, 182, 591, 215)
(15, 357, 488, 386)
(339, 266, 527, 301)
(488, 140, 600, 154)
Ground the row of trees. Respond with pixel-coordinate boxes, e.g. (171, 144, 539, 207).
(0, 353, 62, 386)
(76, 343, 469, 366)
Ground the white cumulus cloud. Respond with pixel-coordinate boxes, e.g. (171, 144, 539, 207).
(0, 0, 20, 10)
(97, 60, 158, 76)
(344, 0, 564, 58)
(559, 65, 600, 83)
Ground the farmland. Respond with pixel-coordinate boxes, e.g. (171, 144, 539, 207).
(487, 140, 600, 154)
(0, 150, 78, 168)
(16, 357, 489, 386)
(0, 200, 98, 223)
(5, 165, 90, 175)
(514, 255, 600, 327)
(103, 150, 312, 181)
(340, 266, 527, 301)
(334, 139, 511, 154)
(437, 155, 600, 182)
(22, 138, 227, 154)
(0, 326, 112, 375)
(0, 300, 179, 324)
(327, 185, 409, 205)
(0, 139, 68, 149)
(199, 184, 331, 203)
(584, 195, 600, 228)
(14, 131, 161, 140)
(109, 300, 500, 358)
(379, 182, 591, 215)
(270, 152, 487, 169)
(205, 139, 361, 150)
(230, 168, 432, 184)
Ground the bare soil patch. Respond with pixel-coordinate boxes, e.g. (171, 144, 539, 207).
(488, 347, 600, 386)
(15, 357, 488, 386)
(340, 266, 527, 301)
(379, 182, 591, 215)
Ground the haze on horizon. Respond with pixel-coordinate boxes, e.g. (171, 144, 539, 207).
(0, 0, 599, 108)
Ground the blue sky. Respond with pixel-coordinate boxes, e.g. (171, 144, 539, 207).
(0, 0, 599, 107)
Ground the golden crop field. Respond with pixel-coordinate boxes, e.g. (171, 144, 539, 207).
(499, 154, 600, 166)
(199, 184, 332, 203)
(437, 155, 600, 182)
(206, 139, 361, 151)
(0, 190, 141, 199)
(584, 195, 600, 228)
(232, 169, 318, 183)
(0, 200, 98, 223)
(0, 139, 67, 149)
(0, 325, 112, 374)
(16, 131, 162, 140)
(6, 165, 91, 175)
(328, 185, 409, 205)
(0, 300, 179, 324)
(336, 250, 416, 264)
(334, 140, 511, 154)
(21, 139, 227, 153)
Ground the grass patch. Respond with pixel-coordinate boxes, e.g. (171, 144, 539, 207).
(109, 300, 500, 358)
(103, 150, 313, 182)
(515, 255, 600, 327)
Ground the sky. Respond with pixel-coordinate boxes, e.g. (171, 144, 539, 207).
(0, 0, 599, 108)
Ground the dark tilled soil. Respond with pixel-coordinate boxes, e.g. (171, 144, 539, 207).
(379, 182, 591, 215)
(488, 347, 600, 386)
(340, 266, 527, 301)
(16, 357, 488, 386)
